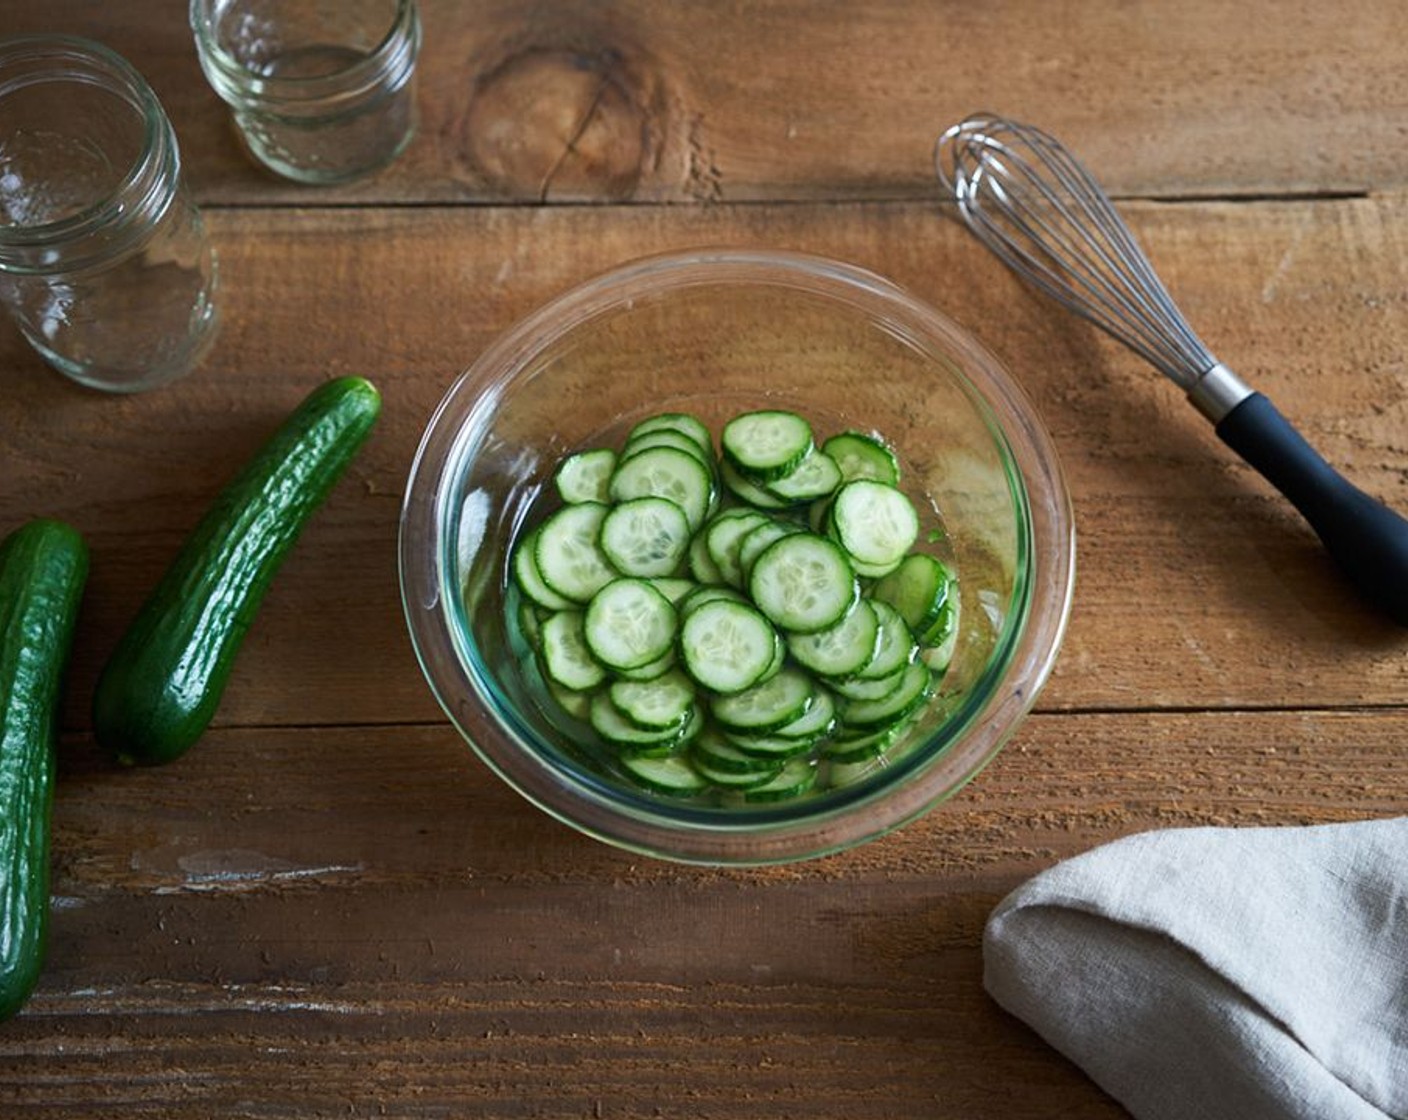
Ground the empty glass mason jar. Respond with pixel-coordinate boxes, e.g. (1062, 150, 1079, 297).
(190, 0, 421, 185)
(0, 36, 219, 393)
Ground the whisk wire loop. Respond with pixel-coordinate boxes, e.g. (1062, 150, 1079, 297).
(936, 115, 1216, 389)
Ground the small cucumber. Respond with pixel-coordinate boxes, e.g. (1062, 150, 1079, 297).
(0, 519, 88, 1021)
(93, 377, 381, 766)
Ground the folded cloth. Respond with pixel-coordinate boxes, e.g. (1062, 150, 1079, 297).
(984, 818, 1408, 1120)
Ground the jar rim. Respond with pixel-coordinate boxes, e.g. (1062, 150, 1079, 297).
(0, 34, 176, 266)
(189, 0, 421, 113)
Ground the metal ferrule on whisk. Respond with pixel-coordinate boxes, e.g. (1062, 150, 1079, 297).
(1186, 362, 1254, 424)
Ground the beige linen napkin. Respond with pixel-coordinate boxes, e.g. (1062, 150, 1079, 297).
(984, 818, 1408, 1120)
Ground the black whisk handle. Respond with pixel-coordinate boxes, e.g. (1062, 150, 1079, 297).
(1216, 392, 1408, 625)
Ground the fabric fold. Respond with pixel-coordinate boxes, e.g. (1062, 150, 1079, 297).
(984, 819, 1408, 1120)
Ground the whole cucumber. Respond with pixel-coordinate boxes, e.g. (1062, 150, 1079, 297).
(0, 519, 88, 1021)
(93, 377, 381, 766)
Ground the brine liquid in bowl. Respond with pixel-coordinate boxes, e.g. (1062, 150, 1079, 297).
(401, 250, 1073, 864)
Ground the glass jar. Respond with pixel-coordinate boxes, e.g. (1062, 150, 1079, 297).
(190, 0, 421, 185)
(0, 35, 219, 393)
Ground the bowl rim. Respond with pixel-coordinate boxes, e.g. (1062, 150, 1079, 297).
(400, 246, 1076, 865)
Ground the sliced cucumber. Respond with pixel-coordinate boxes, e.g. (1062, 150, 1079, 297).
(629, 412, 713, 455)
(719, 459, 791, 510)
(711, 666, 813, 733)
(539, 610, 607, 691)
(748, 533, 857, 633)
(840, 660, 933, 729)
(609, 446, 715, 530)
(512, 527, 573, 611)
(765, 449, 843, 503)
(822, 722, 902, 764)
(609, 668, 696, 730)
(599, 496, 691, 578)
(743, 756, 819, 802)
(786, 599, 880, 678)
(583, 578, 677, 671)
(736, 520, 803, 585)
(822, 431, 900, 485)
(858, 599, 919, 681)
(534, 502, 616, 603)
(722, 410, 814, 481)
(872, 553, 955, 638)
(829, 480, 919, 573)
(679, 599, 778, 694)
(705, 508, 772, 587)
(621, 428, 715, 470)
(619, 752, 709, 796)
(692, 729, 787, 775)
(554, 448, 616, 504)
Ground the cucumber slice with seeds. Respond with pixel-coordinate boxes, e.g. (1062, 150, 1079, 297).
(765, 449, 843, 503)
(609, 668, 696, 730)
(540, 610, 607, 691)
(555, 448, 617, 504)
(711, 666, 813, 733)
(822, 431, 900, 485)
(722, 410, 814, 481)
(599, 496, 691, 578)
(872, 553, 955, 639)
(619, 752, 709, 796)
(534, 502, 616, 603)
(830, 480, 919, 572)
(749, 533, 857, 633)
(610, 446, 715, 530)
(705, 508, 772, 586)
(584, 578, 677, 670)
(787, 598, 880, 678)
(513, 527, 573, 611)
(679, 599, 778, 694)
(629, 412, 713, 454)
(743, 756, 818, 802)
(857, 599, 920, 681)
(840, 660, 933, 728)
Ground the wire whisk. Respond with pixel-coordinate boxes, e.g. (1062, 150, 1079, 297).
(934, 112, 1408, 626)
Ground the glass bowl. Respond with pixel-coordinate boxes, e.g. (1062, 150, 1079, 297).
(400, 248, 1075, 865)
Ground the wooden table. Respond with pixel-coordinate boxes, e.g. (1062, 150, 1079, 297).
(4, 3, 1406, 1116)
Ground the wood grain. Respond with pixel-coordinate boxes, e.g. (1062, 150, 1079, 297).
(4, 198, 1404, 731)
(11, 1, 1408, 204)
(2, 3, 1406, 1117)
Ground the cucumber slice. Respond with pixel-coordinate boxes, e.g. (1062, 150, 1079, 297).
(599, 496, 691, 578)
(648, 576, 696, 605)
(722, 410, 814, 481)
(554, 448, 616, 504)
(678, 583, 749, 617)
(724, 728, 816, 760)
(772, 686, 836, 741)
(609, 668, 696, 730)
(609, 446, 715, 530)
(687, 529, 725, 585)
(736, 520, 803, 585)
(830, 663, 907, 702)
(621, 428, 715, 470)
(614, 647, 678, 681)
(719, 459, 791, 510)
(692, 729, 787, 775)
(825, 755, 887, 789)
(679, 599, 778, 694)
(628, 412, 713, 455)
(857, 598, 920, 681)
(872, 553, 955, 638)
(765, 449, 843, 503)
(512, 527, 573, 611)
(822, 722, 903, 764)
(786, 599, 880, 678)
(591, 692, 701, 754)
(539, 610, 607, 691)
(742, 756, 819, 802)
(534, 502, 616, 603)
(921, 588, 961, 674)
(705, 508, 772, 587)
(840, 660, 933, 729)
(822, 431, 900, 485)
(711, 666, 813, 733)
(748, 533, 857, 633)
(690, 753, 785, 789)
(829, 480, 919, 572)
(583, 578, 677, 671)
(619, 752, 709, 797)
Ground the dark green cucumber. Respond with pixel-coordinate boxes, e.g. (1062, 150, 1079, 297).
(0, 519, 88, 1021)
(93, 377, 381, 766)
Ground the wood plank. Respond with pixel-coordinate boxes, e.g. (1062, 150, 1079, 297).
(4, 198, 1405, 729)
(11, 0, 1408, 204)
(0, 707, 1399, 1116)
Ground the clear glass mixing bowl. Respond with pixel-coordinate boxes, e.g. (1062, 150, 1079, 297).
(400, 248, 1075, 865)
